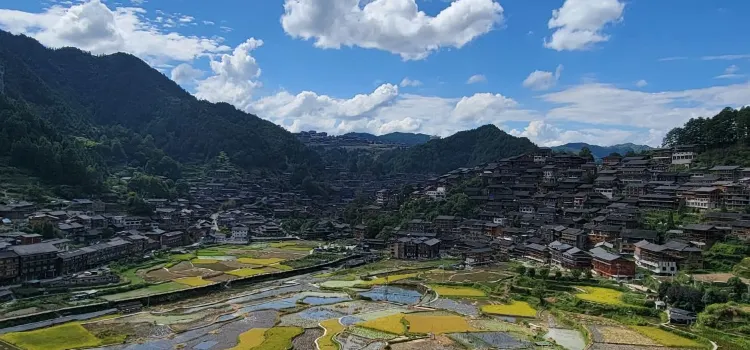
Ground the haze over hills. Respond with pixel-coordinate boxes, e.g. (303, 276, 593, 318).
(552, 143, 653, 159)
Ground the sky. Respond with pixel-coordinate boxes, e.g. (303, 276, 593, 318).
(0, 0, 749, 147)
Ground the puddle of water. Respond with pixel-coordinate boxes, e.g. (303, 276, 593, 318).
(359, 286, 422, 304)
(302, 296, 350, 305)
(298, 308, 343, 321)
(495, 315, 517, 323)
(340, 315, 363, 326)
(545, 328, 585, 350)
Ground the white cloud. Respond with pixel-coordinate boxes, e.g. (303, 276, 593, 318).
(544, 0, 625, 51)
(658, 56, 687, 62)
(203, 20, 214, 25)
(635, 79, 648, 87)
(522, 64, 563, 91)
(170, 63, 204, 84)
(399, 77, 422, 87)
(541, 82, 750, 131)
(510, 120, 636, 147)
(280, 0, 504, 60)
(701, 54, 750, 61)
(178, 15, 194, 23)
(467, 74, 487, 84)
(0, 0, 230, 65)
(714, 65, 744, 79)
(193, 38, 265, 109)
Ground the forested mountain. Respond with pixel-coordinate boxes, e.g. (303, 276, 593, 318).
(552, 143, 652, 159)
(663, 107, 750, 166)
(0, 30, 319, 195)
(379, 125, 537, 174)
(343, 132, 432, 146)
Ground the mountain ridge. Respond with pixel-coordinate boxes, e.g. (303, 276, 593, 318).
(552, 142, 652, 159)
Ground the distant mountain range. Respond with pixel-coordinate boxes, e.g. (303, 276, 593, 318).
(552, 143, 653, 159)
(343, 132, 433, 146)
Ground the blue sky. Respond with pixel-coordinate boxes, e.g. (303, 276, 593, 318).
(1, 0, 749, 146)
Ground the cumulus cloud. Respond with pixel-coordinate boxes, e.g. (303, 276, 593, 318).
(0, 0, 230, 65)
(522, 64, 563, 91)
(399, 77, 422, 87)
(545, 0, 625, 51)
(280, 0, 504, 60)
(635, 79, 648, 87)
(193, 38, 264, 109)
(467, 74, 487, 84)
(170, 63, 204, 84)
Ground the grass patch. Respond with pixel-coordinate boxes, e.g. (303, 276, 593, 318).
(226, 268, 266, 277)
(174, 276, 213, 287)
(100, 282, 186, 301)
(404, 314, 476, 334)
(273, 264, 294, 271)
(481, 301, 537, 318)
(361, 273, 418, 286)
(358, 313, 406, 335)
(318, 319, 344, 350)
(270, 242, 297, 248)
(253, 326, 304, 350)
(237, 257, 285, 266)
(191, 258, 219, 264)
(229, 328, 267, 350)
(632, 326, 703, 348)
(0, 323, 103, 350)
(575, 286, 625, 306)
(430, 284, 486, 297)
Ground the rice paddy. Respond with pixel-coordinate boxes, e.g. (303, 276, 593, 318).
(481, 301, 537, 318)
(430, 284, 487, 297)
(237, 257, 286, 265)
(360, 273, 418, 286)
(252, 326, 304, 350)
(0, 323, 114, 350)
(226, 268, 267, 277)
(174, 276, 213, 287)
(229, 328, 267, 350)
(631, 326, 703, 348)
(404, 314, 477, 334)
(358, 313, 406, 335)
(191, 258, 219, 264)
(575, 286, 625, 306)
(318, 318, 345, 350)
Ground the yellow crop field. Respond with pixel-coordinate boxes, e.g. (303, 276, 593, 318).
(270, 242, 297, 248)
(362, 273, 418, 286)
(229, 328, 267, 349)
(0, 323, 104, 350)
(191, 258, 219, 264)
(358, 313, 406, 335)
(226, 268, 266, 277)
(253, 327, 303, 350)
(404, 314, 476, 334)
(430, 284, 486, 297)
(632, 326, 703, 348)
(318, 319, 345, 350)
(481, 301, 537, 317)
(575, 286, 625, 305)
(237, 257, 285, 265)
(174, 276, 213, 287)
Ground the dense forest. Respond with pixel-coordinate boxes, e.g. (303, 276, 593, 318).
(0, 30, 321, 196)
(377, 125, 538, 174)
(663, 107, 750, 166)
(343, 132, 432, 146)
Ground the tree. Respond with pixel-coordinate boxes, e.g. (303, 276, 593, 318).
(533, 282, 547, 305)
(554, 270, 562, 280)
(515, 266, 527, 275)
(539, 267, 550, 280)
(570, 269, 583, 280)
(526, 267, 536, 278)
(584, 270, 593, 280)
(727, 277, 747, 301)
(702, 288, 727, 305)
(34, 221, 56, 239)
(101, 227, 115, 239)
(579, 147, 594, 162)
